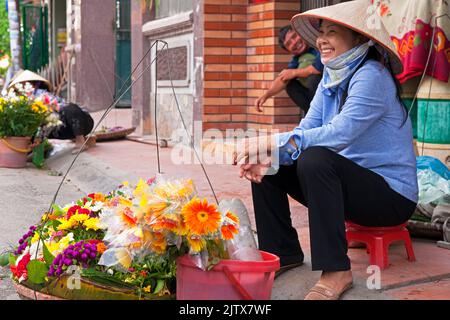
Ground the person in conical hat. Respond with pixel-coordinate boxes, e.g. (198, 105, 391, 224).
(8, 70, 93, 154)
(233, 0, 418, 300)
(8, 69, 53, 92)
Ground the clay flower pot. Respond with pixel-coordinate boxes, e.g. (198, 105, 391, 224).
(0, 137, 31, 168)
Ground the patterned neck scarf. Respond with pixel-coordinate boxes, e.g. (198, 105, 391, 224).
(322, 42, 371, 90)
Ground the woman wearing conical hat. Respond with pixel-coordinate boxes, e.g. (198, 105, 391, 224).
(8, 70, 94, 153)
(233, 0, 418, 300)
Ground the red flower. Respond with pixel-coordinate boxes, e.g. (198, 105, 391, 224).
(140, 270, 148, 277)
(67, 205, 91, 219)
(67, 205, 81, 219)
(10, 253, 31, 280)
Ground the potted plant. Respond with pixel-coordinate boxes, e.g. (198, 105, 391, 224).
(0, 83, 53, 168)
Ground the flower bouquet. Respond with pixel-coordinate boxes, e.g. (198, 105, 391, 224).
(0, 176, 242, 300)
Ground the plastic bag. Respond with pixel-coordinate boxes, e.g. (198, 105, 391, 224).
(417, 169, 450, 205)
(97, 176, 197, 271)
(417, 156, 450, 180)
(219, 198, 262, 261)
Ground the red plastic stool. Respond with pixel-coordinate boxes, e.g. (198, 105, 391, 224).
(345, 222, 416, 269)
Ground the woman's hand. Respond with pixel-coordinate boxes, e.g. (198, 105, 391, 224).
(233, 136, 273, 166)
(239, 160, 272, 184)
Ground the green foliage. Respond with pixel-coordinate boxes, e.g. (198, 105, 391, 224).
(42, 243, 55, 268)
(26, 260, 49, 284)
(0, 252, 10, 267)
(0, 3, 10, 57)
(0, 96, 49, 137)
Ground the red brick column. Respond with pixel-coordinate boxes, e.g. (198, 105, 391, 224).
(202, 0, 301, 133)
(247, 1, 301, 133)
(203, 0, 249, 132)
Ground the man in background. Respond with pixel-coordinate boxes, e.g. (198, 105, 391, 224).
(256, 25, 323, 115)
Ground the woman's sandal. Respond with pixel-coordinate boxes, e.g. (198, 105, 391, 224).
(304, 282, 353, 300)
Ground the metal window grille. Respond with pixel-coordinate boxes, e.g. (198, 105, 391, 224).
(21, 4, 49, 72)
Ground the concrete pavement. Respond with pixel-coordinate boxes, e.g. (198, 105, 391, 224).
(1, 135, 450, 300)
(0, 159, 85, 300)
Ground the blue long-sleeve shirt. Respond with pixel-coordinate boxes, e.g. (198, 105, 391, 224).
(276, 60, 419, 203)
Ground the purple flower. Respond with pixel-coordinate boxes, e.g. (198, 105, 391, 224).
(64, 259, 72, 266)
(81, 253, 88, 261)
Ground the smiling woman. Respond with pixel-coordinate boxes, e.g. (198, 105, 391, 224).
(317, 21, 367, 65)
(233, 0, 418, 301)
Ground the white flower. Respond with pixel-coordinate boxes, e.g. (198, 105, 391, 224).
(90, 202, 104, 212)
(28, 241, 44, 261)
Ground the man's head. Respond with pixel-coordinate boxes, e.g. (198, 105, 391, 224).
(278, 25, 308, 55)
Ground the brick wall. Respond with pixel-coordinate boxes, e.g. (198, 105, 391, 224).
(202, 0, 301, 133)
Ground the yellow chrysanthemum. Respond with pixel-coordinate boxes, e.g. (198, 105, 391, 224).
(45, 241, 60, 255)
(133, 178, 148, 197)
(31, 232, 41, 244)
(181, 198, 221, 236)
(84, 218, 100, 231)
(57, 219, 76, 231)
(44, 233, 74, 256)
(69, 213, 89, 224)
(139, 193, 148, 208)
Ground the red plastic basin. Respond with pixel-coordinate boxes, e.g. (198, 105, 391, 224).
(176, 251, 280, 300)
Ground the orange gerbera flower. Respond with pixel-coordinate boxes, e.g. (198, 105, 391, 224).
(151, 218, 179, 232)
(150, 232, 167, 254)
(121, 207, 138, 227)
(182, 198, 221, 236)
(225, 211, 239, 224)
(221, 224, 238, 240)
(221, 211, 239, 240)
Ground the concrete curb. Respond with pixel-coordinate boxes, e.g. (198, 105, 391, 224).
(45, 143, 138, 195)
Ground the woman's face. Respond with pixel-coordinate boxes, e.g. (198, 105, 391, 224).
(316, 20, 362, 65)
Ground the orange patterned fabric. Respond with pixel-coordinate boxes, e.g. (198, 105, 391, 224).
(371, 0, 450, 83)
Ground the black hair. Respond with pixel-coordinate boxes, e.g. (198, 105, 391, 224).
(278, 25, 292, 51)
(365, 46, 408, 126)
